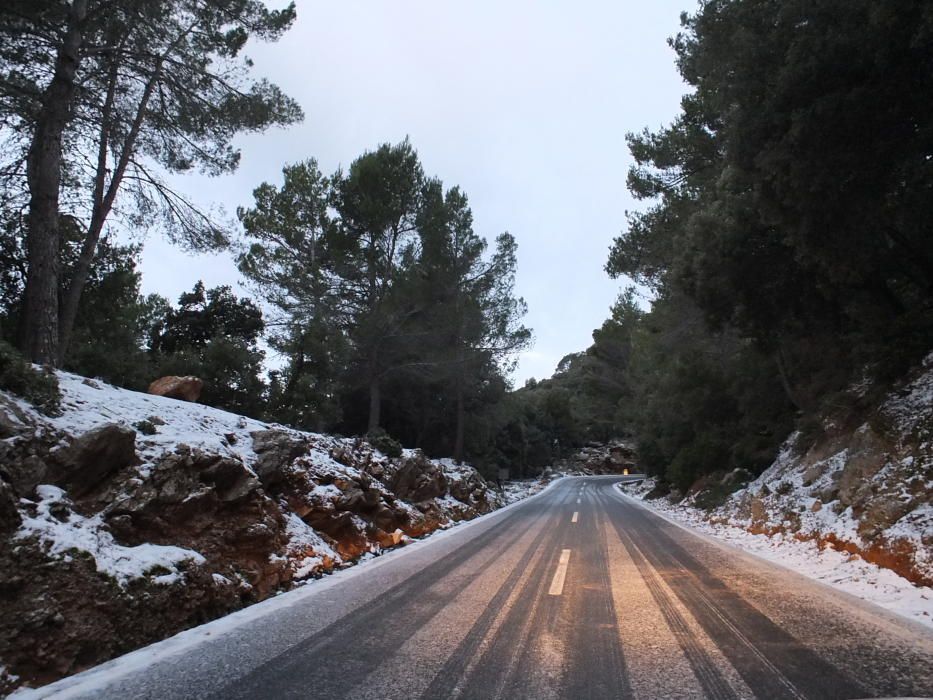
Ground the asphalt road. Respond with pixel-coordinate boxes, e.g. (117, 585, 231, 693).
(29, 476, 933, 699)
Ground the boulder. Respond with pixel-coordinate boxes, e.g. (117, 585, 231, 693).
(388, 453, 447, 502)
(250, 430, 312, 485)
(447, 469, 496, 514)
(47, 423, 137, 497)
(304, 510, 370, 559)
(148, 376, 203, 402)
(0, 421, 59, 496)
(0, 397, 29, 439)
(198, 455, 262, 503)
(857, 496, 914, 540)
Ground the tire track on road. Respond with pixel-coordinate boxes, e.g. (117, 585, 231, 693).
(210, 500, 549, 699)
(418, 508, 559, 699)
(613, 494, 867, 699)
(601, 489, 738, 700)
(561, 493, 633, 699)
(454, 497, 573, 699)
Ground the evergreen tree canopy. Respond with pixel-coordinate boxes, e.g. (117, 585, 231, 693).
(238, 140, 530, 464)
(608, 0, 933, 394)
(0, 0, 301, 364)
(151, 281, 266, 416)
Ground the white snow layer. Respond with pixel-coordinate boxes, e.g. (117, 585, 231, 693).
(7, 370, 537, 587)
(15, 485, 204, 587)
(44, 372, 272, 468)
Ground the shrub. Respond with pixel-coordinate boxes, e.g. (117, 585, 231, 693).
(0, 340, 62, 416)
(645, 479, 671, 500)
(134, 419, 159, 436)
(366, 428, 403, 458)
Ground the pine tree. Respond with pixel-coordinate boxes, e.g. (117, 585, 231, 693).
(0, 0, 302, 364)
(333, 140, 424, 432)
(237, 160, 344, 430)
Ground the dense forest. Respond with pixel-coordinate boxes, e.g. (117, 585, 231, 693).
(1, 0, 931, 485)
(520, 0, 933, 489)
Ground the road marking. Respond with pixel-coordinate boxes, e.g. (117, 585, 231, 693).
(571, 511, 579, 523)
(576, 498, 581, 504)
(549, 549, 572, 595)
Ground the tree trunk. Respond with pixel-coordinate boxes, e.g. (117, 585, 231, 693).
(18, 0, 87, 365)
(284, 342, 305, 406)
(774, 344, 803, 412)
(367, 377, 381, 433)
(453, 378, 465, 464)
(59, 56, 160, 362)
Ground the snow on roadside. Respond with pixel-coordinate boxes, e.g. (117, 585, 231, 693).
(6, 476, 568, 700)
(15, 485, 205, 587)
(619, 479, 933, 631)
(9, 370, 545, 588)
(500, 478, 550, 505)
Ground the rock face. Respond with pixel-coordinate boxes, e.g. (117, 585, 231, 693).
(558, 441, 636, 475)
(105, 447, 289, 597)
(388, 453, 448, 502)
(250, 429, 312, 485)
(147, 375, 204, 402)
(0, 478, 20, 537)
(0, 372, 504, 694)
(0, 536, 239, 694)
(698, 353, 933, 587)
(46, 423, 138, 498)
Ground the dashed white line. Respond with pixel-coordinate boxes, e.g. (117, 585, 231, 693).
(571, 512, 579, 523)
(549, 549, 572, 596)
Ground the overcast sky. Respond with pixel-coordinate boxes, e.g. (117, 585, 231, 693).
(139, 0, 690, 385)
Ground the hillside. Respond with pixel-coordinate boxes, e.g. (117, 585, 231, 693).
(620, 353, 933, 628)
(0, 372, 518, 694)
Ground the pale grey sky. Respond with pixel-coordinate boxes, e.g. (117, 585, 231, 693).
(139, 0, 690, 384)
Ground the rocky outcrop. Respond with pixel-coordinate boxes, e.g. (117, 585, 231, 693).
(250, 429, 312, 486)
(688, 353, 933, 587)
(103, 446, 289, 597)
(0, 536, 240, 694)
(46, 423, 138, 498)
(557, 441, 636, 475)
(387, 452, 448, 502)
(148, 375, 203, 402)
(0, 478, 20, 537)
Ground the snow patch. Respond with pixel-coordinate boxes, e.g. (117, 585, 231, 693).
(15, 485, 204, 587)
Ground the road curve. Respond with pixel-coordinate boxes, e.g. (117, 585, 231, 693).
(25, 476, 933, 699)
